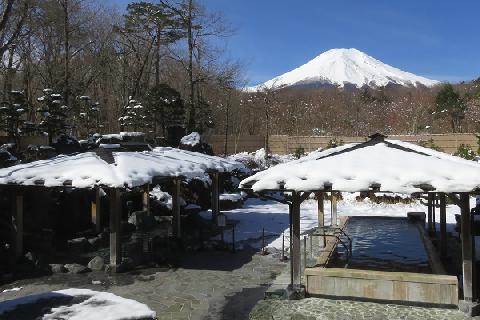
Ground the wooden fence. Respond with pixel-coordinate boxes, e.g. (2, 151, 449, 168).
(204, 133, 479, 155)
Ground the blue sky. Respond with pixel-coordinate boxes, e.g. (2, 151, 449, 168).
(107, 0, 479, 85)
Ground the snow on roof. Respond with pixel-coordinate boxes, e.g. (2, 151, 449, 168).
(180, 132, 201, 146)
(240, 138, 480, 194)
(0, 148, 246, 189)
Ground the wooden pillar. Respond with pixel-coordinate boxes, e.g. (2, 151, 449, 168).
(142, 183, 150, 214)
(460, 193, 475, 301)
(433, 193, 437, 232)
(331, 192, 337, 226)
(427, 193, 434, 233)
(291, 192, 301, 289)
(316, 192, 324, 228)
(172, 178, 181, 238)
(211, 172, 220, 220)
(11, 189, 24, 258)
(91, 187, 101, 233)
(439, 193, 447, 259)
(109, 188, 122, 269)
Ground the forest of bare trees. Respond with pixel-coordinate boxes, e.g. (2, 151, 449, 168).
(0, 0, 479, 146)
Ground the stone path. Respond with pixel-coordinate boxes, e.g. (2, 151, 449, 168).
(249, 298, 480, 320)
(0, 249, 286, 320)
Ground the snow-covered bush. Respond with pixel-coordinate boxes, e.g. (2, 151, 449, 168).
(227, 148, 295, 171)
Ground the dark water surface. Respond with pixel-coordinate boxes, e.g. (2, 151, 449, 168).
(333, 216, 431, 273)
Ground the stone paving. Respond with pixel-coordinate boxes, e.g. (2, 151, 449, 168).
(249, 298, 480, 320)
(0, 249, 286, 320)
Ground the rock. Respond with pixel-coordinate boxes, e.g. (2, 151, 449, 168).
(49, 264, 66, 273)
(128, 211, 156, 230)
(64, 263, 90, 274)
(87, 237, 101, 248)
(87, 256, 105, 271)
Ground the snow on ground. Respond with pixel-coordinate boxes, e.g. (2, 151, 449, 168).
(0, 288, 156, 320)
(212, 193, 472, 254)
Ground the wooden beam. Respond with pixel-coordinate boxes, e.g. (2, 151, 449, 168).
(211, 172, 220, 220)
(439, 193, 447, 259)
(291, 192, 301, 289)
(109, 188, 122, 269)
(142, 183, 150, 215)
(172, 178, 181, 238)
(91, 187, 101, 233)
(300, 191, 311, 203)
(460, 193, 475, 301)
(331, 192, 338, 226)
(447, 193, 461, 207)
(11, 189, 23, 258)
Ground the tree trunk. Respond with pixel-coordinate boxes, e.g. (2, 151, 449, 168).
(63, 0, 70, 107)
(186, 0, 195, 133)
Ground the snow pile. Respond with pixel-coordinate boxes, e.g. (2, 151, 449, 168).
(249, 48, 439, 90)
(0, 288, 155, 320)
(240, 140, 480, 194)
(219, 193, 244, 202)
(0, 148, 246, 188)
(227, 148, 295, 171)
(180, 132, 201, 146)
(150, 185, 186, 209)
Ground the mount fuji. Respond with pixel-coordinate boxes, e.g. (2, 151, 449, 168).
(248, 48, 439, 90)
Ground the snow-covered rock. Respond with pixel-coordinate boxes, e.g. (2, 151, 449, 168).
(249, 48, 439, 90)
(180, 132, 201, 146)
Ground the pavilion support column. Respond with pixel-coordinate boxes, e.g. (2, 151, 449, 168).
(290, 192, 302, 291)
(458, 193, 480, 316)
(331, 192, 338, 226)
(316, 192, 325, 247)
(427, 193, 434, 234)
(11, 188, 24, 259)
(172, 178, 182, 239)
(109, 188, 122, 270)
(211, 172, 220, 220)
(439, 193, 447, 259)
(91, 187, 101, 233)
(142, 183, 150, 215)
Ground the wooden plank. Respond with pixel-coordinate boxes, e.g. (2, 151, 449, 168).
(109, 188, 122, 268)
(460, 193, 474, 301)
(172, 178, 181, 238)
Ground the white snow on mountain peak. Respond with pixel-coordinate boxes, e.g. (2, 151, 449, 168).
(249, 48, 439, 90)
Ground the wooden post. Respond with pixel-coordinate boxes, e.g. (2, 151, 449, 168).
(291, 192, 301, 289)
(331, 192, 337, 226)
(316, 192, 324, 229)
(460, 193, 475, 301)
(91, 187, 101, 233)
(211, 171, 220, 220)
(109, 188, 122, 269)
(316, 192, 325, 247)
(427, 193, 433, 233)
(439, 193, 447, 259)
(11, 189, 23, 258)
(172, 178, 181, 238)
(142, 183, 150, 214)
(433, 193, 437, 232)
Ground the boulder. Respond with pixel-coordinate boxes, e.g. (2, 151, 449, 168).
(67, 237, 90, 253)
(64, 263, 90, 274)
(49, 264, 66, 273)
(87, 256, 105, 271)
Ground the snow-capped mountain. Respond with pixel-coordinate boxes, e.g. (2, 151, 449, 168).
(249, 48, 439, 90)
